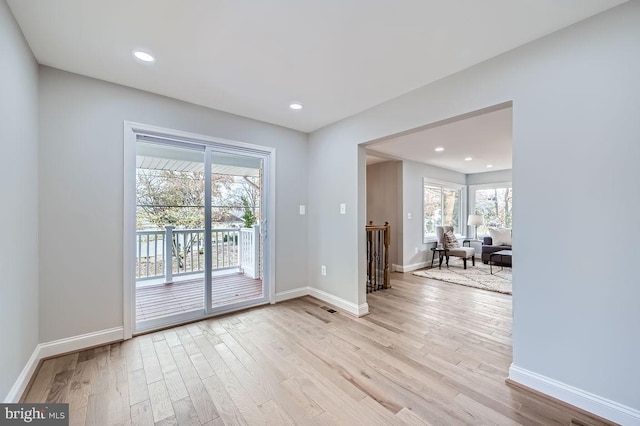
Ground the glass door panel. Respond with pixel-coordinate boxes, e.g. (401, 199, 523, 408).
(135, 141, 206, 331)
(207, 149, 266, 313)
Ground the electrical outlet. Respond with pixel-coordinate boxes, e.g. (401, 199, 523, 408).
(299, 205, 305, 215)
(415, 247, 419, 254)
(408, 213, 412, 219)
(340, 203, 346, 214)
(321, 265, 327, 276)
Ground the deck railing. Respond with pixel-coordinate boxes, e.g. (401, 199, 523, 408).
(240, 226, 260, 279)
(136, 226, 259, 283)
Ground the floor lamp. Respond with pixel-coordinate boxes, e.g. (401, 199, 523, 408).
(468, 215, 484, 240)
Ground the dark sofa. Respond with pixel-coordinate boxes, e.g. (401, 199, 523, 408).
(481, 236, 512, 266)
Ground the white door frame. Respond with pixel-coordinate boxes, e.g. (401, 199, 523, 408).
(123, 121, 276, 339)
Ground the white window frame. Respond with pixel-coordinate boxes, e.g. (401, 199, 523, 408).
(423, 178, 467, 243)
(468, 181, 512, 238)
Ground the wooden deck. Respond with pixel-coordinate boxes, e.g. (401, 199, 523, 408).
(136, 273, 262, 322)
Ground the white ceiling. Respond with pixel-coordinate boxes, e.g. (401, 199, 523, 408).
(8, 0, 626, 133)
(137, 141, 261, 176)
(368, 106, 512, 174)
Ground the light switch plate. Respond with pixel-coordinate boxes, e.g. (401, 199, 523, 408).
(299, 205, 305, 215)
(340, 203, 346, 214)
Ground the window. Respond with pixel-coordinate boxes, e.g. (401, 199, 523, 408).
(471, 184, 512, 236)
(423, 179, 465, 241)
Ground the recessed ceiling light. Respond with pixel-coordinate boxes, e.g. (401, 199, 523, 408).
(133, 50, 155, 63)
(289, 103, 303, 110)
(464, 157, 473, 161)
(434, 147, 445, 152)
(486, 164, 494, 168)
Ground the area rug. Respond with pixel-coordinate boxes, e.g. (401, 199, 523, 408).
(412, 259, 512, 294)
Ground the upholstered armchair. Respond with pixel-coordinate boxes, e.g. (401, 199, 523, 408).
(435, 226, 476, 269)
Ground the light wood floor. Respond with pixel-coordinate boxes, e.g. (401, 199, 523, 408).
(136, 274, 263, 322)
(24, 272, 613, 425)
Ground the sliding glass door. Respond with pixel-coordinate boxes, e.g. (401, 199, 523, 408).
(134, 137, 268, 333)
(207, 149, 266, 314)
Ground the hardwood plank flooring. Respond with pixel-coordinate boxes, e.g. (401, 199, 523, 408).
(23, 272, 614, 425)
(136, 273, 263, 322)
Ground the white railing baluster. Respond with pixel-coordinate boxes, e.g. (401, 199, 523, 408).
(215, 231, 220, 269)
(196, 232, 200, 271)
(137, 234, 142, 277)
(145, 235, 150, 277)
(154, 235, 158, 276)
(252, 225, 259, 279)
(165, 226, 174, 284)
(176, 231, 181, 274)
(222, 230, 226, 267)
(189, 231, 192, 273)
(237, 229, 242, 269)
(161, 232, 165, 277)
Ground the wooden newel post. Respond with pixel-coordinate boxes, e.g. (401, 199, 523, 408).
(383, 222, 390, 289)
(367, 221, 373, 288)
(164, 225, 174, 284)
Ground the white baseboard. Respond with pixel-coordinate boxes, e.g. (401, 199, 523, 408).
(276, 286, 369, 316)
(509, 364, 640, 425)
(275, 286, 311, 302)
(356, 303, 370, 316)
(4, 327, 124, 403)
(4, 346, 41, 403)
(395, 261, 429, 273)
(308, 288, 368, 317)
(38, 327, 124, 360)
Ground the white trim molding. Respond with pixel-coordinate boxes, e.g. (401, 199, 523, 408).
(356, 303, 370, 316)
(275, 286, 369, 316)
(37, 327, 124, 360)
(4, 347, 40, 403)
(275, 286, 311, 303)
(509, 364, 640, 425)
(309, 288, 369, 317)
(4, 327, 124, 403)
(394, 261, 430, 273)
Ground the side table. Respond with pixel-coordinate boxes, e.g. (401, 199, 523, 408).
(430, 247, 449, 269)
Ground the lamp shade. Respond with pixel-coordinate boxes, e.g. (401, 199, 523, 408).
(468, 215, 484, 226)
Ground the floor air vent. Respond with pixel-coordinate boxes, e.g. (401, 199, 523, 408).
(321, 306, 338, 314)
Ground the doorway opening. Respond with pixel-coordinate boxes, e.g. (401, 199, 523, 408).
(363, 102, 513, 298)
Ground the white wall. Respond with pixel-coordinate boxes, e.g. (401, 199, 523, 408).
(467, 169, 512, 186)
(307, 131, 362, 307)
(308, 2, 640, 421)
(38, 67, 308, 342)
(402, 160, 465, 268)
(366, 161, 401, 267)
(0, 0, 39, 400)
